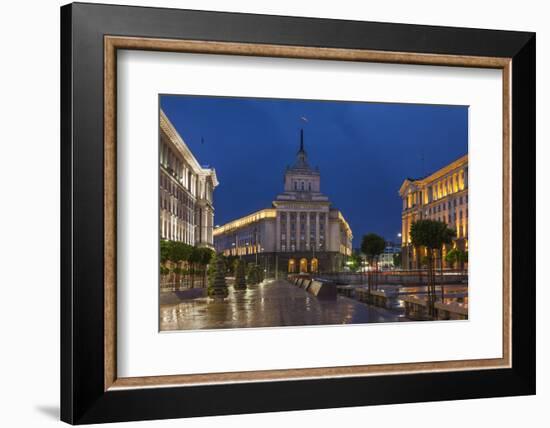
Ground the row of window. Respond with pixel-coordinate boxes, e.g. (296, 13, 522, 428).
(432, 209, 468, 223)
(281, 243, 324, 252)
(293, 181, 313, 191)
(425, 195, 468, 215)
(281, 222, 325, 231)
(279, 212, 326, 221)
(281, 234, 325, 242)
(160, 143, 197, 194)
(160, 143, 214, 203)
(404, 168, 468, 210)
(160, 215, 195, 244)
(428, 169, 467, 202)
(160, 191, 195, 222)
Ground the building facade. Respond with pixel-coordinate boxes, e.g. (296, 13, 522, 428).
(378, 243, 402, 270)
(160, 110, 218, 248)
(214, 130, 353, 275)
(399, 155, 468, 270)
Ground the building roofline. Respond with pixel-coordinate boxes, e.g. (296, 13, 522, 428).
(333, 209, 353, 239)
(160, 109, 219, 187)
(213, 208, 277, 236)
(399, 154, 468, 196)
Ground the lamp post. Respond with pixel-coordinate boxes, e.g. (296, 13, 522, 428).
(234, 233, 240, 259)
(254, 227, 259, 265)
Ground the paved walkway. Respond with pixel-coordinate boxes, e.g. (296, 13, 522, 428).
(160, 279, 403, 331)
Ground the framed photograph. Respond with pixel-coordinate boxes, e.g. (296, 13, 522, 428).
(61, 2, 535, 424)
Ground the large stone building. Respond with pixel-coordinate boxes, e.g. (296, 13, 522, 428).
(399, 154, 468, 270)
(160, 110, 218, 248)
(214, 130, 353, 275)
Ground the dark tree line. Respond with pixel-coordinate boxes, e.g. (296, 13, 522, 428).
(409, 219, 456, 318)
(160, 240, 214, 289)
(358, 219, 457, 319)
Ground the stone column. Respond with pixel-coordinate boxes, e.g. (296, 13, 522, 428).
(306, 212, 311, 250)
(286, 212, 291, 251)
(208, 208, 213, 245)
(296, 211, 301, 251)
(315, 212, 320, 250)
(325, 213, 329, 250)
(276, 212, 281, 251)
(198, 208, 204, 243)
(204, 208, 208, 244)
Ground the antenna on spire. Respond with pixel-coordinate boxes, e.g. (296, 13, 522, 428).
(300, 115, 308, 153)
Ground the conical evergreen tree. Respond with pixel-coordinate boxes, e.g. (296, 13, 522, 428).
(247, 264, 257, 286)
(247, 264, 264, 286)
(234, 259, 247, 290)
(208, 254, 228, 299)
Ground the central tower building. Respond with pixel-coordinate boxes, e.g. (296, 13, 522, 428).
(214, 130, 352, 275)
(274, 129, 330, 256)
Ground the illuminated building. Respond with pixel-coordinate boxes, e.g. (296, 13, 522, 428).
(214, 130, 353, 274)
(399, 155, 468, 270)
(378, 243, 402, 269)
(160, 110, 218, 248)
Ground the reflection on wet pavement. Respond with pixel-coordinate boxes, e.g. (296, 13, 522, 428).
(160, 279, 403, 331)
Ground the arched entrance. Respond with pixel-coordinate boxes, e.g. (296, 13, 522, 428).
(288, 258, 296, 273)
(310, 257, 319, 273)
(299, 258, 308, 273)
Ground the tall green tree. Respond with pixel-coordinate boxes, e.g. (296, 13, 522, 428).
(224, 255, 238, 275)
(159, 240, 192, 290)
(188, 247, 202, 288)
(160, 240, 172, 288)
(361, 233, 386, 295)
(198, 247, 214, 287)
(348, 251, 363, 272)
(393, 252, 402, 269)
(171, 242, 192, 289)
(410, 219, 455, 318)
(160, 240, 172, 264)
(445, 248, 468, 271)
(171, 241, 192, 263)
(444, 248, 459, 269)
(247, 264, 264, 286)
(461, 250, 468, 269)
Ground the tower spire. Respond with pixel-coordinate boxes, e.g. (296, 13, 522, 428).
(295, 128, 308, 167)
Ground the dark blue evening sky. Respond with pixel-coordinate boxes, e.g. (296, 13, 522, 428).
(160, 95, 468, 247)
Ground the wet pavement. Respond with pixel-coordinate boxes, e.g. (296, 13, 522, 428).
(160, 279, 403, 331)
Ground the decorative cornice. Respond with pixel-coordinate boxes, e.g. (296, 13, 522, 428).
(213, 208, 277, 236)
(160, 109, 219, 187)
(399, 154, 468, 196)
